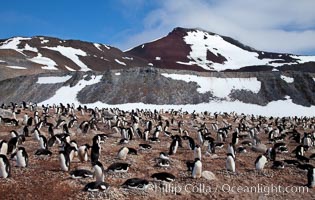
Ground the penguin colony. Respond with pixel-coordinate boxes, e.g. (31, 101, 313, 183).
(0, 102, 315, 199)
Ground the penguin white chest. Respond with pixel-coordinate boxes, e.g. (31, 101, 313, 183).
(16, 150, 26, 167)
(226, 156, 235, 172)
(0, 159, 9, 178)
(59, 154, 69, 171)
(192, 161, 202, 178)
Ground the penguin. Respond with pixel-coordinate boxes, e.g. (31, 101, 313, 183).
(39, 135, 47, 149)
(232, 131, 239, 145)
(236, 146, 247, 153)
(78, 144, 91, 163)
(16, 147, 28, 167)
(70, 140, 78, 157)
(197, 130, 204, 145)
(227, 143, 235, 158)
(283, 159, 301, 166)
(159, 152, 169, 160)
(151, 172, 175, 182)
(307, 167, 315, 188)
(266, 147, 276, 161)
(192, 158, 202, 178)
(255, 155, 267, 171)
(0, 140, 8, 155)
(127, 147, 137, 155)
(182, 136, 195, 150)
(83, 181, 109, 192)
(226, 153, 236, 172)
(157, 158, 170, 167)
(121, 178, 149, 190)
(70, 169, 94, 179)
(34, 128, 41, 141)
(107, 162, 130, 173)
(0, 154, 10, 178)
(169, 138, 179, 155)
(59, 151, 70, 171)
(10, 130, 19, 138)
(93, 161, 105, 182)
(23, 126, 29, 137)
(91, 137, 101, 164)
(194, 145, 202, 160)
(139, 144, 152, 151)
(186, 160, 195, 171)
(271, 161, 284, 169)
(117, 147, 129, 160)
(34, 148, 52, 156)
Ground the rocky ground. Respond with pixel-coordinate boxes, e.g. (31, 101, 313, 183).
(0, 107, 315, 200)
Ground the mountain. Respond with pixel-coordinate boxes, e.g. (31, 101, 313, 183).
(0, 36, 148, 80)
(126, 27, 315, 72)
(0, 27, 315, 116)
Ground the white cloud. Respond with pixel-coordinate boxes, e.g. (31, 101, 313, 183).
(118, 0, 315, 55)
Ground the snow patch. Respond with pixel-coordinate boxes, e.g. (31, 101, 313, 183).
(65, 65, 76, 71)
(24, 44, 38, 52)
(122, 57, 133, 60)
(179, 30, 315, 71)
(37, 75, 72, 84)
(161, 73, 260, 98)
(94, 43, 103, 51)
(280, 75, 294, 83)
(115, 59, 126, 66)
(63, 98, 315, 117)
(40, 75, 103, 105)
(43, 46, 90, 71)
(28, 53, 58, 70)
(5, 66, 27, 69)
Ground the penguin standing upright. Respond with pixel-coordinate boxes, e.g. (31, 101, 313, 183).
(59, 151, 70, 171)
(255, 155, 268, 171)
(227, 143, 235, 158)
(169, 137, 179, 155)
(194, 145, 202, 160)
(226, 153, 236, 172)
(93, 161, 105, 182)
(117, 147, 129, 160)
(16, 147, 28, 167)
(192, 158, 202, 178)
(307, 167, 315, 188)
(0, 154, 10, 178)
(39, 135, 47, 149)
(78, 144, 90, 163)
(91, 136, 101, 163)
(0, 140, 8, 155)
(232, 131, 239, 146)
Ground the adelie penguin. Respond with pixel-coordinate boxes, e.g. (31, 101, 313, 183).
(93, 161, 105, 182)
(117, 147, 129, 160)
(0, 140, 8, 155)
(169, 137, 179, 155)
(194, 145, 202, 160)
(107, 162, 130, 173)
(151, 172, 175, 182)
(78, 144, 91, 163)
(226, 153, 236, 173)
(192, 158, 202, 179)
(15, 147, 28, 168)
(0, 154, 10, 178)
(70, 169, 94, 179)
(255, 155, 268, 171)
(59, 151, 70, 172)
(182, 136, 195, 150)
(121, 178, 149, 190)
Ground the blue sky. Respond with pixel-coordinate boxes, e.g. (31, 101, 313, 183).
(1, 0, 315, 55)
